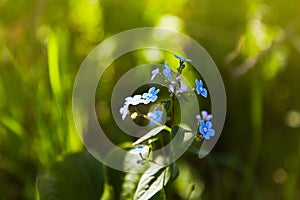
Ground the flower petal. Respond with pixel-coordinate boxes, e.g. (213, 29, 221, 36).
(201, 88, 208, 98)
(204, 134, 210, 140)
(206, 121, 212, 129)
(200, 120, 205, 127)
(149, 87, 155, 93)
(155, 88, 160, 94)
(201, 110, 208, 118)
(207, 129, 215, 137)
(199, 80, 203, 87)
(151, 95, 158, 102)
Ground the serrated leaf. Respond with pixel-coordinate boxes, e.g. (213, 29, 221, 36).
(132, 126, 166, 146)
(38, 151, 104, 200)
(134, 165, 171, 200)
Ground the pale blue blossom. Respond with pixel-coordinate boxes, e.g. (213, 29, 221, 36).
(199, 120, 215, 140)
(130, 145, 150, 154)
(151, 68, 159, 81)
(163, 61, 172, 81)
(147, 106, 163, 126)
(142, 87, 160, 104)
(195, 79, 207, 98)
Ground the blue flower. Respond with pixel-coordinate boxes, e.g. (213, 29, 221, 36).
(196, 110, 213, 121)
(174, 54, 192, 63)
(151, 68, 159, 81)
(195, 79, 207, 98)
(130, 145, 149, 154)
(142, 87, 160, 104)
(199, 120, 215, 140)
(163, 61, 172, 81)
(147, 107, 163, 126)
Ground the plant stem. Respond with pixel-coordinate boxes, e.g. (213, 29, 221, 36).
(139, 114, 171, 132)
(171, 88, 176, 127)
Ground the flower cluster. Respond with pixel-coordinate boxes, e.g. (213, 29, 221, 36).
(119, 54, 216, 165)
(119, 87, 160, 120)
(151, 54, 208, 99)
(168, 76, 188, 94)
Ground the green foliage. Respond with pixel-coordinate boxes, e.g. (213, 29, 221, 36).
(132, 126, 167, 145)
(38, 152, 105, 200)
(121, 172, 143, 200)
(149, 190, 166, 200)
(1, 0, 300, 199)
(134, 165, 171, 200)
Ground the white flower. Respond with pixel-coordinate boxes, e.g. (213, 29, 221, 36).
(125, 95, 145, 105)
(130, 145, 149, 154)
(119, 104, 129, 120)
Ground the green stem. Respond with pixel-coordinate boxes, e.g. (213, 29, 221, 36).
(171, 90, 176, 127)
(140, 114, 171, 132)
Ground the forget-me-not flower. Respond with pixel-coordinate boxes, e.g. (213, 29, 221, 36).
(142, 87, 160, 104)
(120, 87, 160, 120)
(176, 76, 188, 93)
(163, 61, 172, 81)
(130, 145, 150, 154)
(147, 106, 163, 126)
(199, 120, 215, 140)
(169, 77, 188, 94)
(195, 79, 208, 98)
(196, 110, 213, 121)
(151, 68, 159, 81)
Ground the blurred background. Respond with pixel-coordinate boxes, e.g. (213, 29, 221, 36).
(1, 0, 300, 199)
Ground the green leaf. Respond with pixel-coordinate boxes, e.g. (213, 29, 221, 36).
(120, 172, 142, 200)
(106, 142, 148, 199)
(105, 142, 135, 199)
(149, 190, 166, 200)
(38, 151, 105, 200)
(120, 150, 148, 200)
(170, 162, 179, 182)
(134, 164, 171, 200)
(132, 126, 166, 145)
